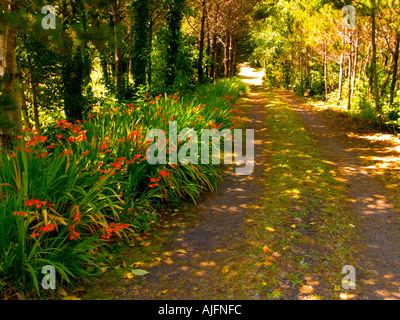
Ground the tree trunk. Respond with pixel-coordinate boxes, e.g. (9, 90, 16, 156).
(30, 71, 40, 129)
(224, 31, 230, 78)
(390, 33, 400, 106)
(347, 31, 353, 111)
(210, 32, 217, 82)
(324, 39, 328, 100)
(206, 22, 211, 79)
(0, 26, 22, 148)
(338, 52, 344, 103)
(112, 4, 122, 98)
(197, 0, 207, 84)
(351, 33, 359, 97)
(148, 14, 154, 86)
(231, 37, 238, 77)
(371, 3, 383, 129)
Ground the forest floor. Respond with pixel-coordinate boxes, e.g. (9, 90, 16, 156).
(83, 64, 400, 300)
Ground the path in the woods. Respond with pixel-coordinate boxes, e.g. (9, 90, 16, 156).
(275, 89, 400, 300)
(86, 65, 400, 300)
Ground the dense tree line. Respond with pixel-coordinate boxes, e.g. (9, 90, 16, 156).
(0, 0, 258, 146)
(250, 0, 400, 130)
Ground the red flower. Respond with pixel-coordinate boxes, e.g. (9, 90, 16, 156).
(62, 150, 73, 156)
(150, 177, 160, 182)
(159, 169, 170, 177)
(25, 200, 34, 206)
(148, 183, 158, 188)
(36, 153, 49, 159)
(68, 225, 80, 240)
(31, 233, 41, 239)
(13, 211, 27, 216)
(82, 151, 90, 156)
(40, 224, 55, 232)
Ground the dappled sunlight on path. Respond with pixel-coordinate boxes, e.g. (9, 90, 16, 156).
(276, 89, 400, 300)
(238, 63, 265, 86)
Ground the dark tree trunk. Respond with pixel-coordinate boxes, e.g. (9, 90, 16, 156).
(371, 3, 383, 129)
(197, 0, 207, 84)
(390, 34, 400, 106)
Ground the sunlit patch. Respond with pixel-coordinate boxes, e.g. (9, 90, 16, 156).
(200, 261, 216, 267)
(339, 292, 356, 300)
(300, 285, 314, 294)
(299, 294, 321, 300)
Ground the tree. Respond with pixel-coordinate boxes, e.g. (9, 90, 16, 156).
(165, 0, 186, 89)
(131, 0, 151, 89)
(0, 1, 23, 148)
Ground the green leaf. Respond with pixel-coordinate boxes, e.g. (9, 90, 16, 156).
(131, 269, 149, 276)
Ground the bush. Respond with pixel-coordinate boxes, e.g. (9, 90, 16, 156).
(0, 77, 248, 299)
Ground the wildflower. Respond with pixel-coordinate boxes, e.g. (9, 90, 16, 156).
(13, 211, 27, 216)
(81, 151, 90, 156)
(73, 211, 80, 222)
(68, 225, 80, 240)
(62, 150, 73, 156)
(25, 200, 34, 206)
(150, 177, 160, 182)
(36, 153, 49, 159)
(40, 224, 55, 232)
(25, 140, 38, 147)
(76, 135, 87, 142)
(68, 137, 75, 143)
(148, 184, 158, 188)
(159, 169, 170, 177)
(31, 233, 41, 239)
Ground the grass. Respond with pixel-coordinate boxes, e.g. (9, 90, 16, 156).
(226, 87, 357, 300)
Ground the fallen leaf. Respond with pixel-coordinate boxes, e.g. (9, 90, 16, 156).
(157, 290, 168, 296)
(107, 255, 114, 260)
(121, 260, 127, 268)
(349, 224, 355, 228)
(100, 267, 108, 273)
(334, 285, 341, 291)
(154, 257, 162, 262)
(123, 272, 134, 279)
(176, 249, 187, 254)
(291, 224, 296, 229)
(62, 296, 81, 300)
(131, 269, 150, 276)
(222, 266, 230, 274)
(265, 227, 275, 232)
(73, 287, 85, 293)
(57, 287, 68, 296)
(262, 246, 271, 253)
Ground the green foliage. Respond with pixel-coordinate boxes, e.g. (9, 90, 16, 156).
(0, 78, 247, 298)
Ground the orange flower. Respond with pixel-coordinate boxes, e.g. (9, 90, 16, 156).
(13, 211, 27, 216)
(40, 224, 55, 232)
(159, 169, 170, 177)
